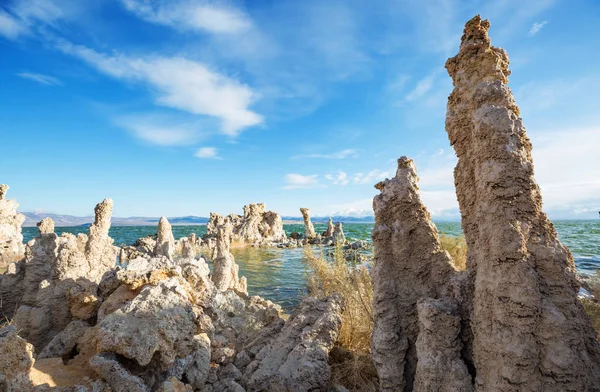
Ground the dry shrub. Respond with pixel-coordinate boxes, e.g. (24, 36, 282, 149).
(304, 235, 466, 390)
(440, 234, 467, 271)
(581, 273, 600, 340)
(304, 245, 378, 391)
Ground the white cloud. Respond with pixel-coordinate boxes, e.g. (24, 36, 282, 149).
(328, 198, 374, 218)
(531, 127, 600, 215)
(16, 72, 61, 86)
(325, 172, 349, 185)
(405, 74, 435, 102)
(0, 0, 66, 40)
(293, 149, 358, 160)
(121, 0, 251, 34)
(56, 41, 262, 136)
(12, 0, 63, 25)
(353, 169, 393, 185)
(0, 10, 27, 39)
(529, 21, 548, 36)
(194, 147, 219, 159)
(283, 174, 319, 189)
(115, 114, 205, 146)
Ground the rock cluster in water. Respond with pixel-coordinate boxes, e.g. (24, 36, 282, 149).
(206, 203, 287, 248)
(0, 198, 345, 391)
(371, 16, 600, 392)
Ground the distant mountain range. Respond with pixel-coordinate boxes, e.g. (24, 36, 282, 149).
(21, 212, 374, 227)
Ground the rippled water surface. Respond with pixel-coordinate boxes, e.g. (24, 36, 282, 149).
(21, 220, 599, 309)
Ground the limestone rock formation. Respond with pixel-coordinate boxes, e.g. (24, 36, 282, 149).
(212, 222, 247, 295)
(299, 208, 316, 239)
(323, 217, 334, 237)
(371, 15, 600, 392)
(37, 217, 54, 235)
(245, 295, 344, 392)
(0, 184, 25, 270)
(0, 326, 35, 391)
(206, 204, 287, 247)
(89, 353, 149, 392)
(4, 199, 119, 350)
(413, 299, 472, 392)
(85, 198, 119, 282)
(332, 222, 345, 245)
(372, 157, 458, 391)
(443, 15, 600, 390)
(155, 217, 175, 260)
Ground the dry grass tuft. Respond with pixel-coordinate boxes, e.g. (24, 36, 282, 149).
(581, 273, 600, 340)
(304, 235, 467, 390)
(440, 234, 467, 271)
(305, 245, 378, 391)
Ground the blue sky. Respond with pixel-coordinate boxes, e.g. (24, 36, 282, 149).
(1, 0, 599, 219)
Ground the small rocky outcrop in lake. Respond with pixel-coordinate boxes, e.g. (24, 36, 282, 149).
(206, 203, 287, 248)
(371, 15, 600, 392)
(323, 218, 334, 238)
(332, 222, 345, 245)
(372, 157, 460, 391)
(0, 184, 25, 270)
(299, 208, 316, 239)
(154, 216, 175, 260)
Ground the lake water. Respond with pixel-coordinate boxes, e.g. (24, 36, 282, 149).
(21, 221, 600, 309)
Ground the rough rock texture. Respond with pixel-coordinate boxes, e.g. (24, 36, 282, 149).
(444, 15, 600, 391)
(89, 353, 149, 392)
(372, 157, 457, 391)
(95, 277, 198, 368)
(246, 295, 344, 392)
(211, 223, 247, 295)
(37, 217, 55, 235)
(332, 222, 345, 245)
(299, 208, 316, 239)
(85, 198, 119, 282)
(38, 320, 90, 359)
(324, 218, 334, 238)
(0, 326, 35, 392)
(0, 184, 25, 270)
(6, 199, 118, 350)
(413, 299, 472, 392)
(155, 217, 175, 260)
(206, 204, 287, 247)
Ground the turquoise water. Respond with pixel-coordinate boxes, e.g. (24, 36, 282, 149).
(20, 221, 599, 309)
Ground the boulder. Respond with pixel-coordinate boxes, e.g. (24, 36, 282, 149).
(246, 295, 344, 392)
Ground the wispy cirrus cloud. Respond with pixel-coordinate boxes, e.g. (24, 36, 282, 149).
(324, 169, 393, 186)
(194, 147, 220, 159)
(121, 0, 252, 35)
(16, 72, 61, 86)
(114, 114, 207, 146)
(292, 149, 358, 160)
(56, 41, 263, 137)
(283, 173, 319, 190)
(0, 10, 27, 39)
(325, 172, 349, 185)
(529, 21, 548, 36)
